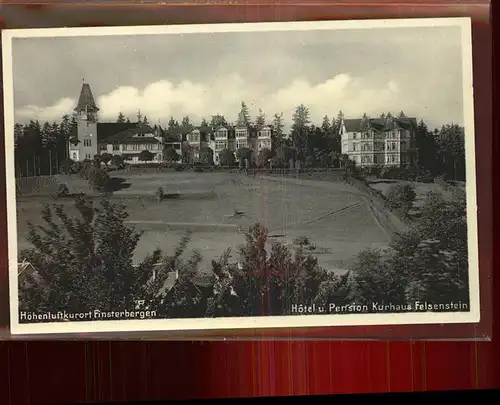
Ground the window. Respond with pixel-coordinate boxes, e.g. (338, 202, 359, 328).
(189, 132, 200, 143)
(216, 141, 226, 150)
(85, 153, 91, 159)
(236, 129, 248, 138)
(258, 129, 270, 138)
(236, 140, 247, 149)
(113, 144, 120, 151)
(100, 144, 107, 151)
(353, 143, 357, 151)
(216, 129, 228, 139)
(352, 133, 357, 139)
(72, 152, 77, 160)
(84, 139, 92, 147)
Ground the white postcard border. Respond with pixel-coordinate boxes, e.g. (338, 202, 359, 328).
(2, 17, 480, 335)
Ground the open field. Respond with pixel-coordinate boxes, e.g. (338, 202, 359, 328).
(16, 172, 392, 273)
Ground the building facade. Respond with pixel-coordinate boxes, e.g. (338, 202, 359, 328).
(69, 82, 164, 165)
(68, 82, 274, 166)
(69, 83, 99, 161)
(339, 113, 417, 168)
(100, 125, 164, 164)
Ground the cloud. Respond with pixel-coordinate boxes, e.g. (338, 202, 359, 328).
(14, 73, 443, 130)
(16, 97, 75, 123)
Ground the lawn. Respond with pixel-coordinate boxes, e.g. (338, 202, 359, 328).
(16, 172, 390, 273)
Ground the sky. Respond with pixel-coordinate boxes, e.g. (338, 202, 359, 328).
(10, 24, 465, 131)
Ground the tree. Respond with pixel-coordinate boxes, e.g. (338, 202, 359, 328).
(111, 154, 124, 168)
(19, 197, 163, 314)
(88, 167, 110, 192)
(199, 146, 214, 165)
(41, 122, 57, 176)
(291, 104, 311, 149)
(163, 147, 180, 163)
(100, 153, 113, 167)
(218, 148, 235, 166)
(236, 147, 252, 167)
(272, 113, 285, 147)
(168, 117, 179, 130)
(321, 115, 331, 133)
(181, 141, 193, 164)
(181, 116, 194, 132)
(415, 119, 438, 174)
(436, 124, 465, 181)
(236, 102, 251, 126)
(385, 183, 417, 215)
(117, 113, 126, 123)
(210, 114, 227, 128)
(142, 116, 149, 126)
(200, 117, 209, 127)
(255, 109, 266, 127)
(347, 248, 407, 308)
(257, 148, 273, 168)
(139, 150, 155, 163)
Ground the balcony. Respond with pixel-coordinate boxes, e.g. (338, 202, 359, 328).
(235, 129, 248, 139)
(215, 129, 229, 140)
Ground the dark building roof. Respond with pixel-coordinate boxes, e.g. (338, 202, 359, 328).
(74, 83, 99, 113)
(103, 125, 160, 145)
(97, 122, 140, 143)
(343, 115, 418, 133)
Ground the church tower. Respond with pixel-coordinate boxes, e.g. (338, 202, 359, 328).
(69, 81, 99, 161)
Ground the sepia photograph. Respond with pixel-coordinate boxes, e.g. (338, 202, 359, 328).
(3, 18, 479, 335)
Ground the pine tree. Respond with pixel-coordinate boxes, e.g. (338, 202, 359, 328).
(168, 116, 179, 129)
(290, 104, 311, 148)
(321, 115, 330, 133)
(236, 102, 251, 126)
(117, 112, 126, 123)
(255, 109, 266, 128)
(181, 116, 194, 131)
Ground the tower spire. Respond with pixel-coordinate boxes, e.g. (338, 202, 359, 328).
(74, 82, 99, 113)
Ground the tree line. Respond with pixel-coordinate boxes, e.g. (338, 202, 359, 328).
(14, 103, 465, 181)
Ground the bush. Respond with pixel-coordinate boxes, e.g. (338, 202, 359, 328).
(155, 187, 164, 203)
(385, 183, 416, 214)
(53, 183, 70, 199)
(194, 167, 203, 173)
(59, 159, 74, 175)
(415, 169, 434, 183)
(293, 235, 310, 246)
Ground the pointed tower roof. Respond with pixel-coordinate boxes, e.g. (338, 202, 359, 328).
(74, 82, 99, 113)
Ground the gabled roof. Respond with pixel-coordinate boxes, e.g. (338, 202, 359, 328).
(74, 83, 99, 113)
(343, 115, 418, 132)
(189, 126, 213, 134)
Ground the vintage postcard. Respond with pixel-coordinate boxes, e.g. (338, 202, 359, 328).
(3, 18, 479, 335)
